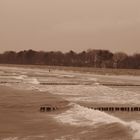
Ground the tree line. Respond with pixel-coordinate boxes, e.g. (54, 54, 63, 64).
(0, 49, 140, 69)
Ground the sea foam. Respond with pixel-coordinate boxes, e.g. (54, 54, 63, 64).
(54, 103, 140, 140)
(14, 75, 40, 85)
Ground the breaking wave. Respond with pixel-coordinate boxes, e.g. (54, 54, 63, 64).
(14, 75, 28, 80)
(54, 103, 140, 140)
(14, 75, 40, 85)
(39, 84, 140, 104)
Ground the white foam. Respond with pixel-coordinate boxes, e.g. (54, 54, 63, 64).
(40, 84, 140, 104)
(2, 135, 45, 140)
(2, 137, 18, 140)
(14, 75, 40, 85)
(55, 135, 75, 140)
(58, 74, 75, 78)
(14, 75, 28, 80)
(54, 103, 125, 126)
(127, 121, 140, 140)
(54, 103, 140, 140)
(1, 66, 139, 104)
(26, 77, 40, 84)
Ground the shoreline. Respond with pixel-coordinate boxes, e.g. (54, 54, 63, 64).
(0, 85, 138, 140)
(0, 64, 140, 76)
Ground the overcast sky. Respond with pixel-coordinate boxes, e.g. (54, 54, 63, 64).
(0, 0, 140, 54)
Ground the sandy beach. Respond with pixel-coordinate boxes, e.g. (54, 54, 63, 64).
(1, 0, 140, 139)
(0, 65, 140, 140)
(0, 85, 137, 140)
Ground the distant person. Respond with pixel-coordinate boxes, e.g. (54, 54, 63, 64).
(49, 69, 51, 72)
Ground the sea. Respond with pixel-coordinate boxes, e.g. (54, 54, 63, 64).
(0, 65, 140, 140)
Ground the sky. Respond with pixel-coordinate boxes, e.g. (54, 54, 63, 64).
(0, 0, 140, 54)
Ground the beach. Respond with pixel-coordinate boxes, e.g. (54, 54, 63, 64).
(0, 85, 136, 140)
(0, 65, 140, 140)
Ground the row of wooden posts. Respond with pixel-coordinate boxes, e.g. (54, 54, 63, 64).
(40, 106, 140, 112)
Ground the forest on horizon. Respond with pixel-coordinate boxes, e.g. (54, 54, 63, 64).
(0, 49, 140, 69)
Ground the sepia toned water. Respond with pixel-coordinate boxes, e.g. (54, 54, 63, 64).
(0, 66, 140, 140)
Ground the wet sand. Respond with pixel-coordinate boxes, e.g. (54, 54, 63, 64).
(0, 86, 136, 140)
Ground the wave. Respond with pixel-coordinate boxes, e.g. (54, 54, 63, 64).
(2, 137, 18, 140)
(54, 103, 140, 140)
(14, 75, 40, 85)
(57, 74, 75, 78)
(2, 135, 45, 140)
(41, 84, 140, 104)
(14, 75, 28, 80)
(26, 77, 40, 84)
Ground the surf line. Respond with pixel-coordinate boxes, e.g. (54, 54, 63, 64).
(90, 107, 140, 112)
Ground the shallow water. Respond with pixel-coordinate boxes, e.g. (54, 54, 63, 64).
(0, 66, 140, 140)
